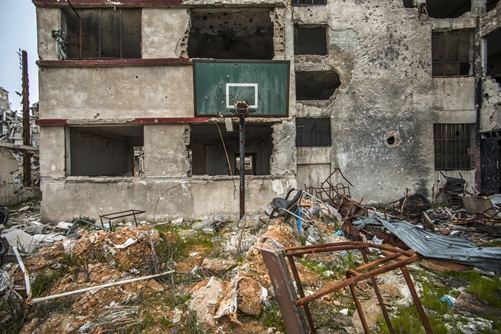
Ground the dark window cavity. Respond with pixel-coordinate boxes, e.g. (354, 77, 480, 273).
(295, 71, 340, 100)
(403, 0, 414, 8)
(434, 123, 474, 170)
(67, 125, 144, 176)
(188, 9, 274, 59)
(294, 26, 327, 55)
(487, 0, 500, 11)
(62, 8, 141, 59)
(426, 0, 471, 18)
(189, 123, 272, 176)
(432, 30, 474, 77)
(296, 118, 331, 147)
(292, 0, 326, 5)
(486, 28, 501, 85)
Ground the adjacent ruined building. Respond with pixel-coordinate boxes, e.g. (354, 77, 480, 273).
(0, 87, 40, 205)
(33, 0, 501, 223)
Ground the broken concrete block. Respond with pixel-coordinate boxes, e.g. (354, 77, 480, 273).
(17, 206, 30, 212)
(188, 276, 226, 324)
(201, 258, 236, 276)
(178, 229, 197, 239)
(26, 221, 44, 234)
(2, 229, 37, 253)
(32, 233, 65, 244)
(56, 221, 72, 230)
(171, 218, 183, 226)
(237, 276, 262, 316)
(192, 218, 213, 230)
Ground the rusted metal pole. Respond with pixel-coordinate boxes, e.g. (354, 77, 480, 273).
(21, 50, 32, 187)
(239, 114, 245, 219)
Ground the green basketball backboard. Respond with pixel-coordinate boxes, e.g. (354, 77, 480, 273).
(193, 60, 290, 117)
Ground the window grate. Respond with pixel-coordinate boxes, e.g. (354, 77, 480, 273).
(296, 118, 331, 147)
(432, 30, 474, 77)
(434, 124, 475, 170)
(63, 8, 141, 59)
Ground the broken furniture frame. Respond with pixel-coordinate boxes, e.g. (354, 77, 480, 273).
(99, 209, 145, 229)
(260, 242, 432, 334)
(436, 172, 466, 207)
(268, 189, 304, 223)
(305, 168, 352, 205)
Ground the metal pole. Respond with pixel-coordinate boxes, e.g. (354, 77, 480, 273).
(239, 114, 245, 219)
(21, 50, 32, 187)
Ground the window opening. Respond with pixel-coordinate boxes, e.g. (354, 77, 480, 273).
(67, 125, 143, 176)
(487, 0, 500, 11)
(296, 118, 331, 147)
(190, 123, 272, 176)
(296, 71, 340, 100)
(63, 8, 141, 59)
(434, 123, 474, 170)
(426, 0, 471, 18)
(188, 9, 274, 59)
(403, 0, 414, 8)
(294, 26, 327, 55)
(432, 30, 474, 77)
(486, 28, 501, 85)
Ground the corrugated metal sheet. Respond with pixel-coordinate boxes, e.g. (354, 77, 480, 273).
(353, 217, 501, 275)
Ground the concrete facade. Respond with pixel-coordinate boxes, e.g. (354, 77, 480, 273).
(33, 0, 501, 223)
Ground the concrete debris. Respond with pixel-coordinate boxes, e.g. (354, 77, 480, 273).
(2, 185, 501, 333)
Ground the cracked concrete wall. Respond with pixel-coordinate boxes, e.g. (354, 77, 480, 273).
(39, 126, 66, 179)
(39, 66, 194, 120)
(36, 7, 60, 61)
(293, 1, 439, 203)
(143, 124, 191, 177)
(480, 77, 501, 131)
(142, 9, 190, 58)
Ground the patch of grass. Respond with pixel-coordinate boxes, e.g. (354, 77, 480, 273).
(262, 301, 286, 332)
(162, 292, 191, 309)
(478, 239, 501, 247)
(31, 268, 66, 298)
(442, 270, 501, 308)
(185, 310, 206, 334)
(378, 281, 454, 334)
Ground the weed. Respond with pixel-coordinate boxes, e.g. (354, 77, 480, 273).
(31, 268, 66, 298)
(185, 310, 206, 334)
(442, 271, 501, 308)
(162, 292, 191, 309)
(262, 301, 286, 332)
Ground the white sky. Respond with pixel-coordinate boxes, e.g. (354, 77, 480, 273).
(0, 0, 38, 112)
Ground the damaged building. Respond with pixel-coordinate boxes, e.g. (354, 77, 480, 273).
(32, 0, 501, 223)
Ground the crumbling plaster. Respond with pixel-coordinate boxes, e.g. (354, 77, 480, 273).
(36, 8, 60, 61)
(39, 66, 194, 120)
(39, 176, 296, 222)
(293, 1, 439, 203)
(142, 8, 190, 58)
(480, 77, 501, 131)
(143, 124, 191, 177)
(39, 126, 66, 179)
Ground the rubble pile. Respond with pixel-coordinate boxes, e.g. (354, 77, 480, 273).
(0, 186, 500, 333)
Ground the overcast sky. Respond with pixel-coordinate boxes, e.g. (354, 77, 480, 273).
(0, 0, 38, 111)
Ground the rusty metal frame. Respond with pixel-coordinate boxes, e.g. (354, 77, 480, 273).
(262, 242, 432, 334)
(99, 209, 145, 229)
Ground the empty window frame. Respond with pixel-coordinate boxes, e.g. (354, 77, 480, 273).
(189, 123, 273, 176)
(487, 0, 500, 11)
(188, 9, 274, 59)
(296, 71, 340, 100)
(434, 123, 474, 170)
(432, 30, 474, 77)
(62, 8, 141, 59)
(485, 28, 501, 85)
(294, 26, 327, 55)
(292, 0, 326, 5)
(67, 125, 144, 176)
(427, 0, 471, 18)
(296, 118, 331, 147)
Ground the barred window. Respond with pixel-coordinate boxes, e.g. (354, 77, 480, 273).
(63, 8, 141, 59)
(296, 118, 331, 147)
(432, 30, 474, 77)
(434, 124, 475, 170)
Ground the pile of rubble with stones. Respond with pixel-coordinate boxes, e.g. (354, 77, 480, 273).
(1, 191, 501, 333)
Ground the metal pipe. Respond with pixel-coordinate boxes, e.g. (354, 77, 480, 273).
(239, 114, 245, 219)
(28, 270, 174, 304)
(13, 246, 31, 300)
(400, 266, 433, 334)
